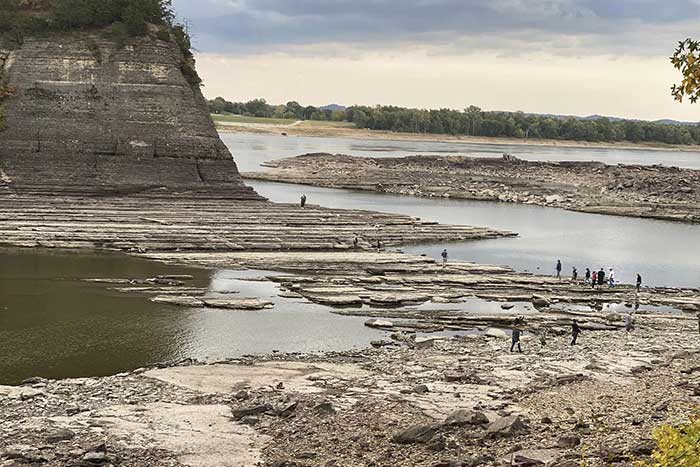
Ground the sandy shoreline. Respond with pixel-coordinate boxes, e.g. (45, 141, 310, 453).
(216, 121, 700, 154)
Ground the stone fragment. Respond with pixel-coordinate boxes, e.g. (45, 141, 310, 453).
(486, 415, 529, 438)
(392, 425, 437, 444)
(443, 410, 489, 427)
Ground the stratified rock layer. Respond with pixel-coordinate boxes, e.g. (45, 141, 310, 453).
(0, 32, 257, 198)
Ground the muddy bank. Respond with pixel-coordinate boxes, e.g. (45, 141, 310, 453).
(2, 314, 698, 467)
(245, 153, 700, 223)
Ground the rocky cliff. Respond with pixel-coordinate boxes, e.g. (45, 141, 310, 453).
(0, 31, 259, 198)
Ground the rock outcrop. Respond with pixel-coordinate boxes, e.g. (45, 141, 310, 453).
(247, 153, 700, 223)
(0, 31, 258, 198)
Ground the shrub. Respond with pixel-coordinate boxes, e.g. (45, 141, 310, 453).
(636, 414, 700, 467)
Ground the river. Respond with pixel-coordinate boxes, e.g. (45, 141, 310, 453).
(230, 132, 700, 289)
(2, 132, 699, 384)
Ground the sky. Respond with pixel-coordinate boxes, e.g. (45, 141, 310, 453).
(171, 0, 700, 121)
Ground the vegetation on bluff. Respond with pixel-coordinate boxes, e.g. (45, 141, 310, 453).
(208, 96, 700, 146)
(0, 0, 199, 85)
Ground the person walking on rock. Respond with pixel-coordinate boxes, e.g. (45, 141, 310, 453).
(585, 268, 591, 285)
(300, 194, 307, 208)
(510, 327, 523, 353)
(608, 268, 616, 288)
(441, 249, 448, 266)
(636, 273, 642, 292)
(597, 268, 606, 288)
(556, 260, 562, 279)
(571, 319, 581, 345)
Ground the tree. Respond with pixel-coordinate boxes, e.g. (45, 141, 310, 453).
(671, 39, 700, 103)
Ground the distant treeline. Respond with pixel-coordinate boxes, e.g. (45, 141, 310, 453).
(209, 97, 700, 145)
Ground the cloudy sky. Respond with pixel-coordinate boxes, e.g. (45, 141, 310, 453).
(172, 0, 700, 121)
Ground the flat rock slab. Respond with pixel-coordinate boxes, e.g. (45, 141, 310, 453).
(144, 362, 367, 394)
(96, 403, 269, 467)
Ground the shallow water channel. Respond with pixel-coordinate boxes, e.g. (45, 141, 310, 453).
(0, 249, 384, 384)
(3, 134, 700, 384)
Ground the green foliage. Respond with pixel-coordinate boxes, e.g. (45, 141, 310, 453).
(636, 415, 700, 467)
(672, 39, 700, 103)
(0, 0, 191, 55)
(208, 96, 700, 145)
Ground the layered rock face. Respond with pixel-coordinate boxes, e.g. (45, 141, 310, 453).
(0, 32, 259, 198)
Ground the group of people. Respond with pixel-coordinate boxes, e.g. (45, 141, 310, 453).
(556, 260, 643, 291)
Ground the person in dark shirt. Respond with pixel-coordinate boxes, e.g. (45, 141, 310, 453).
(556, 260, 562, 279)
(571, 319, 582, 345)
(585, 268, 591, 285)
(572, 267, 578, 281)
(597, 268, 606, 287)
(636, 273, 642, 292)
(300, 194, 307, 208)
(510, 327, 523, 353)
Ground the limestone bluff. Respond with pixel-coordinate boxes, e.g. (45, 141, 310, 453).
(0, 29, 259, 198)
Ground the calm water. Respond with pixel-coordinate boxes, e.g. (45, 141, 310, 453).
(249, 180, 700, 289)
(221, 132, 700, 172)
(0, 249, 384, 384)
(4, 133, 700, 384)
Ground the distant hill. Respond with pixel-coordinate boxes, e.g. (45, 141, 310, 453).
(532, 113, 698, 126)
(320, 104, 347, 112)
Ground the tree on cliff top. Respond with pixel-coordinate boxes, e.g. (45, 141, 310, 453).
(671, 38, 700, 103)
(0, 0, 183, 46)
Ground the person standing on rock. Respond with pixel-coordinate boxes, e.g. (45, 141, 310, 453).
(441, 249, 448, 266)
(571, 319, 582, 345)
(556, 260, 562, 279)
(300, 194, 307, 208)
(353, 234, 359, 249)
(636, 273, 642, 292)
(608, 268, 616, 288)
(572, 267, 578, 281)
(585, 268, 591, 285)
(597, 268, 606, 288)
(591, 270, 597, 289)
(510, 327, 523, 353)
(625, 313, 635, 332)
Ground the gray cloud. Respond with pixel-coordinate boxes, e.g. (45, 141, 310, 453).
(172, 0, 700, 56)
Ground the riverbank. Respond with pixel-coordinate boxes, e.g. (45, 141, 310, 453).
(245, 153, 700, 224)
(2, 192, 700, 466)
(2, 313, 698, 467)
(215, 119, 700, 153)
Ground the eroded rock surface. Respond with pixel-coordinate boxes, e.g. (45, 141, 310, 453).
(246, 153, 700, 223)
(1, 318, 698, 467)
(0, 32, 256, 197)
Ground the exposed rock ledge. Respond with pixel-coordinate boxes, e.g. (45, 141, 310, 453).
(1, 316, 698, 467)
(244, 153, 700, 223)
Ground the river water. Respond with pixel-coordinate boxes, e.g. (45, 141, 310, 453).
(221, 132, 700, 172)
(2, 132, 700, 384)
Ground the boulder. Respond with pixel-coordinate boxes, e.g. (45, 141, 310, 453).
(502, 449, 563, 466)
(531, 295, 551, 309)
(443, 409, 489, 427)
(365, 319, 394, 329)
(556, 435, 581, 448)
(392, 425, 437, 444)
(485, 328, 509, 339)
(487, 415, 529, 438)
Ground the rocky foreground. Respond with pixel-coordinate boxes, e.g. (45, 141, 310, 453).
(245, 153, 700, 223)
(1, 315, 698, 467)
